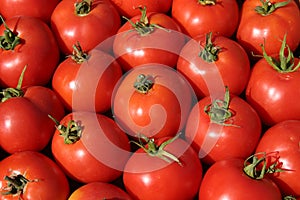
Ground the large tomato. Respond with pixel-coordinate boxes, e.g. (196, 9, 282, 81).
(0, 16, 60, 88)
(51, 0, 121, 55)
(236, 0, 300, 58)
(0, 151, 69, 200)
(177, 32, 250, 98)
(51, 111, 131, 183)
(171, 0, 239, 38)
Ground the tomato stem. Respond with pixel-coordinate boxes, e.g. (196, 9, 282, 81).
(74, 0, 92, 16)
(283, 195, 297, 200)
(255, 0, 291, 16)
(0, 15, 21, 50)
(133, 74, 154, 94)
(198, 32, 221, 62)
(2, 174, 37, 197)
(197, 0, 217, 6)
(69, 42, 89, 64)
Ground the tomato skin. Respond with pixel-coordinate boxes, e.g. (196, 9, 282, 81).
(0, 151, 70, 200)
(171, 0, 239, 38)
(0, 16, 60, 88)
(51, 0, 121, 55)
(245, 58, 300, 126)
(255, 120, 300, 197)
(198, 158, 282, 200)
(236, 0, 300, 58)
(123, 137, 202, 200)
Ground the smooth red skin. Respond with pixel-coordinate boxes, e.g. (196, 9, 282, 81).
(0, 16, 60, 88)
(52, 49, 123, 113)
(0, 86, 65, 154)
(185, 94, 262, 166)
(109, 0, 172, 18)
(236, 0, 300, 58)
(245, 58, 300, 126)
(113, 12, 185, 72)
(123, 137, 202, 200)
(0, 151, 69, 200)
(177, 34, 250, 98)
(51, 112, 131, 183)
(198, 158, 282, 200)
(171, 0, 239, 38)
(0, 0, 60, 23)
(68, 182, 132, 200)
(255, 120, 300, 197)
(50, 0, 121, 55)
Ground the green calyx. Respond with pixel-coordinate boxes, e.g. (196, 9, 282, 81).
(255, 0, 291, 16)
(133, 74, 154, 94)
(2, 174, 37, 196)
(197, 0, 217, 6)
(199, 32, 221, 62)
(75, 0, 92, 16)
(69, 42, 89, 64)
(0, 15, 21, 50)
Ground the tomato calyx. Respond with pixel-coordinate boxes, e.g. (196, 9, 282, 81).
(198, 32, 221, 62)
(74, 0, 92, 16)
(2, 174, 38, 197)
(0, 15, 21, 50)
(284, 195, 297, 200)
(255, 0, 291, 16)
(49, 115, 83, 144)
(68, 42, 89, 64)
(133, 74, 154, 94)
(122, 6, 170, 36)
(131, 133, 183, 166)
(197, 0, 217, 6)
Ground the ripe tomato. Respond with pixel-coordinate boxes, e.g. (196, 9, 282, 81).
(177, 32, 250, 98)
(171, 0, 239, 38)
(112, 64, 195, 139)
(113, 7, 185, 72)
(255, 120, 300, 197)
(236, 0, 300, 58)
(0, 16, 60, 88)
(185, 87, 262, 165)
(51, 0, 121, 55)
(123, 135, 203, 200)
(52, 44, 123, 113)
(198, 158, 282, 199)
(51, 111, 131, 183)
(0, 151, 69, 200)
(68, 182, 132, 200)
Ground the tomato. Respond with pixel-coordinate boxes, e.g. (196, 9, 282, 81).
(123, 134, 202, 200)
(0, 151, 69, 200)
(0, 16, 60, 88)
(0, 0, 60, 23)
(68, 182, 132, 200)
(51, 0, 121, 55)
(109, 0, 173, 18)
(52, 43, 123, 113)
(198, 158, 282, 199)
(171, 0, 239, 38)
(51, 111, 131, 183)
(255, 120, 300, 197)
(185, 87, 262, 165)
(112, 64, 195, 140)
(236, 0, 300, 59)
(245, 35, 300, 126)
(177, 32, 250, 98)
(113, 7, 185, 72)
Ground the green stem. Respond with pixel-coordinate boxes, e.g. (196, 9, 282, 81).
(198, 32, 221, 62)
(255, 0, 291, 16)
(75, 0, 92, 16)
(133, 74, 154, 94)
(69, 42, 89, 64)
(197, 0, 217, 5)
(2, 174, 37, 196)
(0, 15, 21, 50)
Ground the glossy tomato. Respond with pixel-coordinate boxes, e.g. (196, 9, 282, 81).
(51, 0, 121, 55)
(52, 44, 123, 113)
(0, 16, 60, 88)
(113, 7, 185, 72)
(177, 32, 250, 98)
(236, 0, 300, 58)
(0, 151, 69, 200)
(51, 111, 131, 183)
(171, 0, 239, 38)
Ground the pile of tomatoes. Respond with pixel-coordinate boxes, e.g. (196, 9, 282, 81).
(0, 0, 299, 199)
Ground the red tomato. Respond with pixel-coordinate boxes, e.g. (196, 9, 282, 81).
(52, 44, 123, 113)
(185, 87, 262, 165)
(113, 7, 185, 72)
(68, 182, 132, 200)
(177, 32, 250, 98)
(112, 64, 195, 139)
(0, 151, 69, 200)
(0, 16, 60, 88)
(51, 111, 131, 183)
(171, 0, 239, 38)
(236, 0, 300, 58)
(255, 120, 300, 197)
(198, 158, 282, 199)
(51, 0, 121, 55)
(123, 135, 202, 200)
